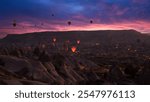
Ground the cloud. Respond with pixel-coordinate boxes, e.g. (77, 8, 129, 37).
(0, 0, 150, 36)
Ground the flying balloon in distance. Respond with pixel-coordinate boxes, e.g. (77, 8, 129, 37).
(13, 20, 17, 27)
(51, 14, 54, 16)
(90, 20, 93, 24)
(68, 21, 71, 25)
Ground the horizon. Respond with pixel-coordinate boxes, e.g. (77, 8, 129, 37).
(1, 29, 150, 39)
(0, 29, 149, 39)
(0, 0, 150, 38)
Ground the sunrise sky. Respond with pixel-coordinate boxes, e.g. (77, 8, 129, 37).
(0, 0, 150, 37)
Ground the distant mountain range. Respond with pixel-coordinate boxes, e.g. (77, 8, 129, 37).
(0, 30, 150, 45)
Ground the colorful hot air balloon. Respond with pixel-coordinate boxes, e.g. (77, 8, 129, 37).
(71, 46, 77, 53)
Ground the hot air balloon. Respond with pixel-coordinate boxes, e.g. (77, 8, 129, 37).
(13, 20, 17, 27)
(71, 46, 77, 53)
(51, 14, 54, 16)
(53, 37, 57, 42)
(68, 21, 71, 25)
(52, 37, 57, 47)
(90, 20, 93, 24)
(77, 40, 80, 44)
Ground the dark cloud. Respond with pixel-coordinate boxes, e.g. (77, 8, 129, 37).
(0, 0, 149, 21)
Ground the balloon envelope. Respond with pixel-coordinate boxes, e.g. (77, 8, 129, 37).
(71, 46, 77, 53)
(13, 23, 16, 27)
(77, 40, 80, 44)
(90, 20, 93, 24)
(68, 21, 71, 25)
(53, 37, 57, 42)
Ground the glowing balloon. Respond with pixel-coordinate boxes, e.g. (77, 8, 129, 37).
(71, 46, 77, 53)
(53, 37, 57, 42)
(77, 40, 80, 44)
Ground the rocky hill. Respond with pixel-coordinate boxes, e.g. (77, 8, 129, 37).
(0, 30, 148, 46)
(0, 30, 150, 85)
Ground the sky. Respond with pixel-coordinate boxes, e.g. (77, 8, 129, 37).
(0, 0, 150, 37)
